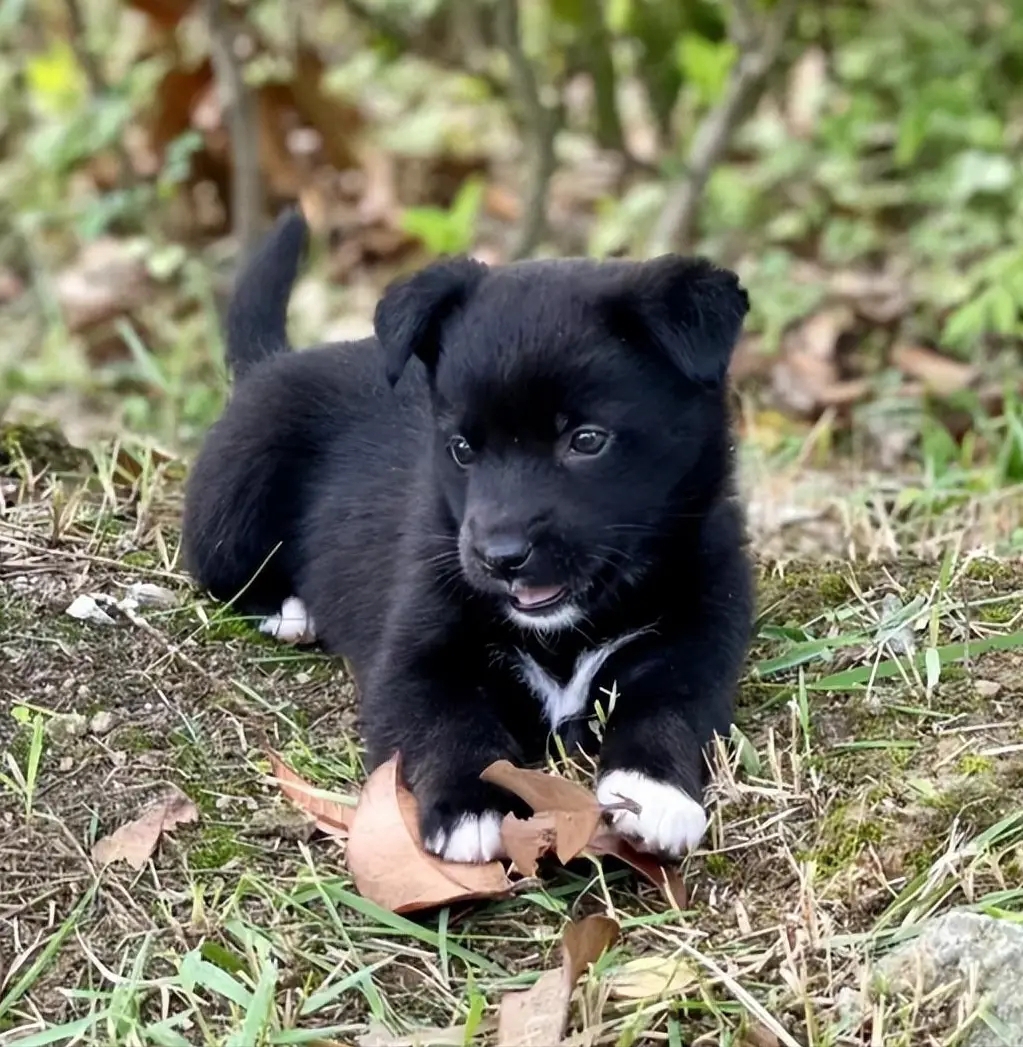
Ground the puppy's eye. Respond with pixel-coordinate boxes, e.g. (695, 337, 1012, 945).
(448, 435, 476, 467)
(568, 427, 610, 456)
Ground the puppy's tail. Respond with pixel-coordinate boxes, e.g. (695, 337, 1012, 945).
(225, 207, 308, 380)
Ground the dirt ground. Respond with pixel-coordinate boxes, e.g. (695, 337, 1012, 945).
(2, 427, 1023, 1046)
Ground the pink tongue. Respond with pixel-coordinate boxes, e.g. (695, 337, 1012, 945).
(512, 584, 564, 608)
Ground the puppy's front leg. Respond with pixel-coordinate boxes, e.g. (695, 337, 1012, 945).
(363, 651, 523, 864)
(597, 554, 753, 858)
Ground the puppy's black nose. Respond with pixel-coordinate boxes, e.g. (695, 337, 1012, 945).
(474, 535, 533, 579)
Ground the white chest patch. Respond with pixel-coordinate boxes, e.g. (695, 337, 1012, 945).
(517, 630, 646, 729)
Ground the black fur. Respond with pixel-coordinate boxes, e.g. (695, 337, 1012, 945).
(183, 207, 755, 854)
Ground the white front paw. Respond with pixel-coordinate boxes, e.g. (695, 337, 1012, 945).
(424, 811, 506, 863)
(259, 596, 317, 644)
(597, 770, 707, 857)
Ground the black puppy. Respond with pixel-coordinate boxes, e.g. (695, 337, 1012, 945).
(183, 209, 754, 863)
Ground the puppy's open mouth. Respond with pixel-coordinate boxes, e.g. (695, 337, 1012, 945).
(509, 582, 569, 614)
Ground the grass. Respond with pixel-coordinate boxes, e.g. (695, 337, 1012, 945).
(2, 425, 1023, 1046)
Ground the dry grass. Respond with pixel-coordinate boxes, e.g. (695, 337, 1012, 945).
(2, 427, 1023, 1046)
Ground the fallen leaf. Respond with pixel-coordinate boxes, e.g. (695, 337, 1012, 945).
(588, 830, 688, 908)
(92, 789, 198, 869)
(481, 761, 601, 863)
(266, 748, 356, 838)
(607, 955, 696, 999)
(891, 343, 975, 398)
(501, 811, 558, 876)
(772, 307, 864, 417)
(54, 238, 149, 332)
(497, 915, 619, 1046)
(740, 1022, 783, 1047)
(347, 757, 511, 914)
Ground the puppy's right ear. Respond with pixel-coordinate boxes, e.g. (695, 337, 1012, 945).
(374, 258, 488, 386)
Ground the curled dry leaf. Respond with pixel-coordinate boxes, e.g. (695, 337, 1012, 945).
(497, 914, 619, 1046)
(346, 757, 511, 914)
(891, 343, 976, 398)
(772, 307, 868, 416)
(483, 761, 686, 905)
(501, 810, 557, 877)
(588, 830, 688, 909)
(266, 748, 356, 838)
(481, 760, 601, 865)
(92, 788, 198, 869)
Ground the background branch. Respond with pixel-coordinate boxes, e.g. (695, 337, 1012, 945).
(646, 0, 799, 256)
(495, 0, 557, 260)
(205, 0, 263, 264)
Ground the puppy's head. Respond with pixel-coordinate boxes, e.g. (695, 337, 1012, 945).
(375, 254, 748, 632)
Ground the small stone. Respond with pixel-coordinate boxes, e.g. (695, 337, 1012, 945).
(294, 671, 311, 685)
(246, 805, 316, 842)
(873, 912, 1023, 1047)
(77, 684, 90, 700)
(65, 594, 116, 626)
(89, 710, 115, 735)
(47, 712, 88, 745)
(975, 679, 1002, 698)
(58, 756, 74, 772)
(120, 582, 178, 609)
(110, 750, 127, 767)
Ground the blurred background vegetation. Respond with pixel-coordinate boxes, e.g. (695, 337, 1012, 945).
(1, 0, 1022, 551)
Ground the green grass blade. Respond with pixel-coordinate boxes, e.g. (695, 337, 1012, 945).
(227, 958, 277, 1047)
(808, 630, 1023, 691)
(0, 882, 97, 1022)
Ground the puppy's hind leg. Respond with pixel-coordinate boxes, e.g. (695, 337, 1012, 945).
(259, 595, 317, 644)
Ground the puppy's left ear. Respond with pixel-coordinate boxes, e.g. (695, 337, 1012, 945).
(604, 256, 749, 386)
(375, 257, 488, 386)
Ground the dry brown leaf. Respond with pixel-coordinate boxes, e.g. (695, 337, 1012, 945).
(891, 343, 976, 397)
(497, 915, 619, 1046)
(347, 757, 511, 914)
(267, 748, 356, 838)
(772, 307, 863, 416)
(54, 238, 149, 333)
(588, 830, 688, 908)
(481, 760, 601, 863)
(740, 1022, 783, 1047)
(501, 811, 558, 876)
(91, 788, 198, 869)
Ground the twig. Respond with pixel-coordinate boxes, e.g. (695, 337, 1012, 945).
(204, 0, 264, 264)
(495, 0, 557, 260)
(646, 0, 799, 256)
(576, 2, 624, 153)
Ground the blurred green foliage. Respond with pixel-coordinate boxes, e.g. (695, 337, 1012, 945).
(1, 0, 1022, 451)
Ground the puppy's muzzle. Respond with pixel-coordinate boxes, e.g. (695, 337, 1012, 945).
(473, 533, 533, 581)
